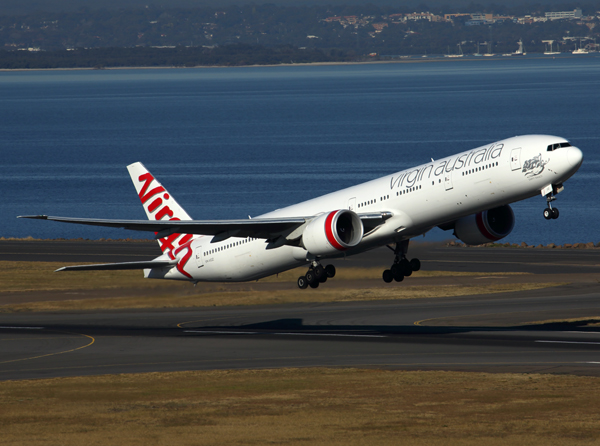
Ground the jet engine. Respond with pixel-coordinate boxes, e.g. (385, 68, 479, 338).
(302, 209, 364, 256)
(454, 205, 515, 245)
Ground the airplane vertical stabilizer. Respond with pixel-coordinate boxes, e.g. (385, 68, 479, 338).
(127, 162, 195, 263)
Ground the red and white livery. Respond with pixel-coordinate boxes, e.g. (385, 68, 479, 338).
(21, 135, 583, 289)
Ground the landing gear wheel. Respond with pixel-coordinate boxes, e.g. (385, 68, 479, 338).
(382, 269, 393, 283)
(325, 264, 336, 278)
(552, 208, 559, 219)
(543, 208, 552, 220)
(410, 258, 421, 272)
(314, 265, 326, 280)
(297, 276, 309, 289)
(309, 280, 319, 289)
(393, 269, 404, 282)
(319, 274, 328, 284)
(399, 258, 412, 277)
(305, 270, 317, 285)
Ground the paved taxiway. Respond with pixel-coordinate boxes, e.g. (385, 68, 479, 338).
(1, 241, 600, 380)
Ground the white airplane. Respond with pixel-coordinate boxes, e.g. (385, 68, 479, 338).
(21, 134, 583, 289)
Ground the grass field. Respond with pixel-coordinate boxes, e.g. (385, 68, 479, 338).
(0, 261, 527, 292)
(1, 368, 599, 446)
(0, 261, 558, 312)
(0, 259, 594, 444)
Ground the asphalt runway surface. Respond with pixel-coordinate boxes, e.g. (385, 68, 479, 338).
(1, 241, 600, 380)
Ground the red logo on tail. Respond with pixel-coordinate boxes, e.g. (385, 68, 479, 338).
(138, 172, 194, 278)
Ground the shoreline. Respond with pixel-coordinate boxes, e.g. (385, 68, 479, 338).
(0, 52, 597, 73)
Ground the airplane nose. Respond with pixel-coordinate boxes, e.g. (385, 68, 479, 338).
(567, 147, 583, 168)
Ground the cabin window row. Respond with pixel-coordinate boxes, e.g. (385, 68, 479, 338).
(461, 161, 499, 176)
(396, 185, 421, 196)
(358, 199, 378, 208)
(204, 237, 257, 256)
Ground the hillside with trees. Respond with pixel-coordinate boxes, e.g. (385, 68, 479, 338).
(1, 3, 598, 68)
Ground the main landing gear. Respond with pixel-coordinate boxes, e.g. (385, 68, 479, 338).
(543, 184, 561, 220)
(297, 262, 336, 289)
(382, 240, 420, 284)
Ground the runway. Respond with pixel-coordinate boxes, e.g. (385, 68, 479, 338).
(1, 241, 600, 380)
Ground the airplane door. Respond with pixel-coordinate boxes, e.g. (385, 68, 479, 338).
(510, 148, 521, 171)
(348, 197, 356, 211)
(444, 171, 453, 191)
(194, 247, 204, 268)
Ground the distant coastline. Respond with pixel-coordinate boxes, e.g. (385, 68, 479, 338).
(0, 52, 597, 72)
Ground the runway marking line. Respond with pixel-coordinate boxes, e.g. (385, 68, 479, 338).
(536, 340, 600, 346)
(177, 316, 242, 329)
(184, 330, 259, 335)
(413, 309, 595, 328)
(184, 330, 385, 338)
(274, 333, 386, 338)
(413, 311, 520, 327)
(0, 326, 44, 330)
(0, 330, 95, 365)
(0, 336, 82, 342)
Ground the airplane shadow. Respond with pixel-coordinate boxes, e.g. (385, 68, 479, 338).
(1, 318, 599, 343)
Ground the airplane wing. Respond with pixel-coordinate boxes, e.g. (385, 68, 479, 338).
(55, 260, 177, 272)
(18, 212, 391, 241)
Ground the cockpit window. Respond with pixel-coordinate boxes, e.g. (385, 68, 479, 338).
(547, 142, 572, 151)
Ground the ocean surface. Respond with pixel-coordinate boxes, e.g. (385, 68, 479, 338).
(0, 56, 599, 246)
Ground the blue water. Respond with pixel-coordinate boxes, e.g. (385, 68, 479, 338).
(1, 57, 599, 245)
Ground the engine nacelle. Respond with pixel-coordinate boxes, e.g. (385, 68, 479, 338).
(454, 205, 515, 245)
(302, 209, 364, 256)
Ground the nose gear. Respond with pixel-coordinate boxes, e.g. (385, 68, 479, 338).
(542, 184, 562, 220)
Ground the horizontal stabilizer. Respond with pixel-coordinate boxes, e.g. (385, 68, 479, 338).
(55, 260, 177, 272)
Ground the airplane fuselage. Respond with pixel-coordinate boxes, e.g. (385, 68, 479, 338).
(147, 134, 582, 282)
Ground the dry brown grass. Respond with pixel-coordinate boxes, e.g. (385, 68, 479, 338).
(0, 260, 555, 312)
(1, 368, 600, 446)
(0, 282, 561, 313)
(0, 261, 168, 292)
(0, 262, 527, 293)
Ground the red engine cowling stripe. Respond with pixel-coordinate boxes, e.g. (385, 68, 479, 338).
(325, 210, 346, 251)
(475, 212, 501, 241)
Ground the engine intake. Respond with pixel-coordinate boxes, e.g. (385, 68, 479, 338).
(302, 210, 364, 256)
(454, 205, 515, 245)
